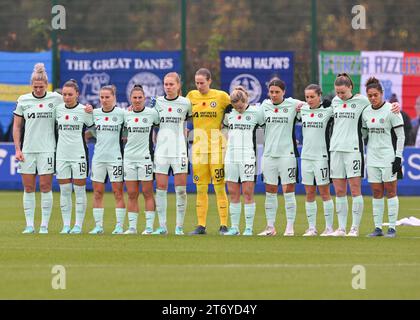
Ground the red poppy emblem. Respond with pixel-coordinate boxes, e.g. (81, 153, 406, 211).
(371, 118, 375, 123)
(168, 107, 172, 112)
(343, 103, 347, 108)
(310, 113, 314, 118)
(274, 108, 278, 113)
(135, 118, 139, 122)
(105, 117, 109, 121)
(238, 115, 241, 120)
(39, 104, 43, 108)
(202, 102, 206, 106)
(65, 115, 69, 120)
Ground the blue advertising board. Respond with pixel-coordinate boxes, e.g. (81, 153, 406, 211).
(220, 51, 294, 104)
(1, 143, 419, 195)
(60, 50, 181, 108)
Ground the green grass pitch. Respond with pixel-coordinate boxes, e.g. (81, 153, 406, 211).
(0, 191, 419, 299)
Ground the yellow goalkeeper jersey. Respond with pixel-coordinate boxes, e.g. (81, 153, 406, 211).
(187, 89, 231, 154)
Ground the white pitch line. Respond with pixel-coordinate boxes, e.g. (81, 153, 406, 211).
(1, 263, 420, 269)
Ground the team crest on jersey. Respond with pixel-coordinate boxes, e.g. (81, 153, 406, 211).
(318, 113, 323, 118)
(380, 118, 385, 124)
(351, 103, 357, 108)
(194, 175, 199, 181)
(48, 103, 54, 109)
(283, 108, 288, 113)
(143, 118, 148, 123)
(73, 116, 78, 121)
(246, 115, 251, 121)
(177, 108, 182, 113)
(112, 116, 118, 122)
(210, 101, 217, 108)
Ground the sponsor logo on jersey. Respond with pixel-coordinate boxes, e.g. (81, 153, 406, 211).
(229, 74, 262, 104)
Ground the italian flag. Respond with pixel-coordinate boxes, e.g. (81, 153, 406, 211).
(319, 51, 420, 118)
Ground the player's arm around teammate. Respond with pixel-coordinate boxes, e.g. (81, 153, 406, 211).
(153, 72, 191, 235)
(187, 68, 230, 235)
(257, 79, 303, 237)
(329, 74, 401, 237)
(55, 80, 94, 234)
(123, 85, 160, 235)
(299, 84, 335, 237)
(363, 78, 405, 238)
(13, 63, 62, 234)
(223, 87, 265, 236)
(89, 85, 126, 234)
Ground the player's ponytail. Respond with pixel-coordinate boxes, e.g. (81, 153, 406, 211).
(230, 86, 249, 104)
(195, 68, 212, 81)
(305, 84, 322, 96)
(365, 77, 383, 93)
(101, 84, 117, 96)
(335, 73, 354, 90)
(268, 78, 286, 91)
(130, 84, 145, 96)
(63, 78, 80, 93)
(31, 63, 48, 84)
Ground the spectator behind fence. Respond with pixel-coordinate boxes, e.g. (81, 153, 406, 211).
(389, 94, 414, 146)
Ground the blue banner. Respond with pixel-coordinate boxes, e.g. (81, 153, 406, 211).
(220, 51, 294, 104)
(1, 143, 419, 195)
(60, 50, 181, 108)
(0, 51, 52, 138)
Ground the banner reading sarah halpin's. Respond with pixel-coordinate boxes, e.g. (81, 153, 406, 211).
(220, 51, 294, 104)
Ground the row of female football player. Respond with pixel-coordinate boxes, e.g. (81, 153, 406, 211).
(14, 63, 404, 237)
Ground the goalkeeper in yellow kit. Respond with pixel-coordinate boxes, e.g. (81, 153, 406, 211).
(187, 68, 230, 235)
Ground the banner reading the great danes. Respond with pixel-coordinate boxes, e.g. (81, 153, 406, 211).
(220, 51, 294, 104)
(319, 51, 420, 118)
(60, 51, 181, 108)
